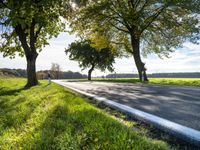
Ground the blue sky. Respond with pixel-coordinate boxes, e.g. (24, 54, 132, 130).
(0, 32, 200, 76)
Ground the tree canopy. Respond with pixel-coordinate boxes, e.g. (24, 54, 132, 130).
(0, 0, 70, 87)
(0, 0, 68, 57)
(69, 0, 200, 81)
(65, 40, 115, 80)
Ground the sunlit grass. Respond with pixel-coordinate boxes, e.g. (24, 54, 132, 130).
(0, 78, 170, 150)
(149, 78, 200, 86)
(93, 78, 200, 86)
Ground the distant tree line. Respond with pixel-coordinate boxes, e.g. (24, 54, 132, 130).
(37, 70, 87, 79)
(1, 68, 200, 79)
(106, 74, 138, 78)
(0, 68, 87, 79)
(0, 68, 27, 77)
(106, 73, 200, 78)
(149, 73, 200, 78)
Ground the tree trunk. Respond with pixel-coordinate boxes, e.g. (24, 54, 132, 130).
(131, 35, 148, 82)
(15, 24, 40, 88)
(25, 53, 38, 88)
(88, 64, 95, 81)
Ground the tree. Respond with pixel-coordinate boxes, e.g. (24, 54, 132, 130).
(69, 0, 200, 81)
(65, 40, 115, 80)
(36, 71, 46, 80)
(51, 63, 61, 79)
(0, 0, 69, 88)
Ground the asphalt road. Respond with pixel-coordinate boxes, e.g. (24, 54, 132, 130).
(55, 80, 200, 131)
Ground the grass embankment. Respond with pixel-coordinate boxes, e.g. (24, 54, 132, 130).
(0, 78, 170, 150)
(93, 78, 200, 86)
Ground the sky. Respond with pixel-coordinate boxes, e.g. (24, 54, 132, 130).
(0, 32, 200, 76)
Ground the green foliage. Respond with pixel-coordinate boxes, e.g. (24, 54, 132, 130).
(0, 78, 170, 149)
(0, 0, 69, 58)
(69, 0, 200, 58)
(65, 40, 115, 72)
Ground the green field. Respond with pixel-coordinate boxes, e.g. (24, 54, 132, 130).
(93, 78, 200, 86)
(0, 78, 170, 150)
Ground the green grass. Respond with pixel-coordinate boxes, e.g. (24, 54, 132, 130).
(0, 78, 171, 150)
(93, 78, 200, 86)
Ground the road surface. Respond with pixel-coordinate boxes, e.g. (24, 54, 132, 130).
(54, 80, 200, 131)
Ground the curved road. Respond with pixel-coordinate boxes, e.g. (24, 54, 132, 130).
(55, 80, 200, 131)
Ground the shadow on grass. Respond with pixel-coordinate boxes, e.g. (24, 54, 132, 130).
(0, 87, 25, 96)
(42, 83, 51, 88)
(0, 82, 168, 149)
(31, 105, 73, 149)
(28, 103, 145, 150)
(0, 88, 41, 135)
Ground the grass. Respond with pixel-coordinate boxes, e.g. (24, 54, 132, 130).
(0, 78, 171, 150)
(92, 78, 200, 86)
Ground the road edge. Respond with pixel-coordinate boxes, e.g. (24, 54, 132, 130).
(53, 80, 200, 146)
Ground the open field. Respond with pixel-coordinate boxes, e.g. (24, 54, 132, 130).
(93, 78, 200, 86)
(0, 78, 170, 150)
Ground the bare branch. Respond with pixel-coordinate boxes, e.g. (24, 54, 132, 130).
(30, 19, 36, 51)
(109, 2, 132, 31)
(140, 4, 169, 34)
(109, 21, 129, 33)
(0, 0, 8, 8)
(15, 25, 31, 55)
(35, 25, 42, 41)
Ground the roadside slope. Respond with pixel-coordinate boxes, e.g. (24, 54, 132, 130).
(0, 78, 170, 150)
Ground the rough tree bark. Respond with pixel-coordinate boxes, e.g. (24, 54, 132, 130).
(15, 23, 39, 88)
(131, 35, 148, 82)
(26, 53, 38, 88)
(88, 64, 95, 81)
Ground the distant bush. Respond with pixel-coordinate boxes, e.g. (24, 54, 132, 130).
(106, 73, 200, 78)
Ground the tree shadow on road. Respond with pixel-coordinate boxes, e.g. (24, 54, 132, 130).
(84, 84, 200, 130)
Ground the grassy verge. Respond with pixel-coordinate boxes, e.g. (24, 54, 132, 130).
(92, 78, 200, 86)
(0, 78, 170, 150)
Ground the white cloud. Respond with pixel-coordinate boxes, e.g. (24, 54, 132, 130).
(183, 42, 200, 51)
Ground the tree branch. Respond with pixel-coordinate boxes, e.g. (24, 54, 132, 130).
(109, 2, 132, 32)
(15, 25, 31, 56)
(35, 25, 42, 41)
(0, 0, 8, 8)
(30, 18, 36, 51)
(136, 0, 148, 15)
(128, 0, 135, 9)
(134, 0, 141, 9)
(108, 21, 129, 33)
(140, 4, 169, 34)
